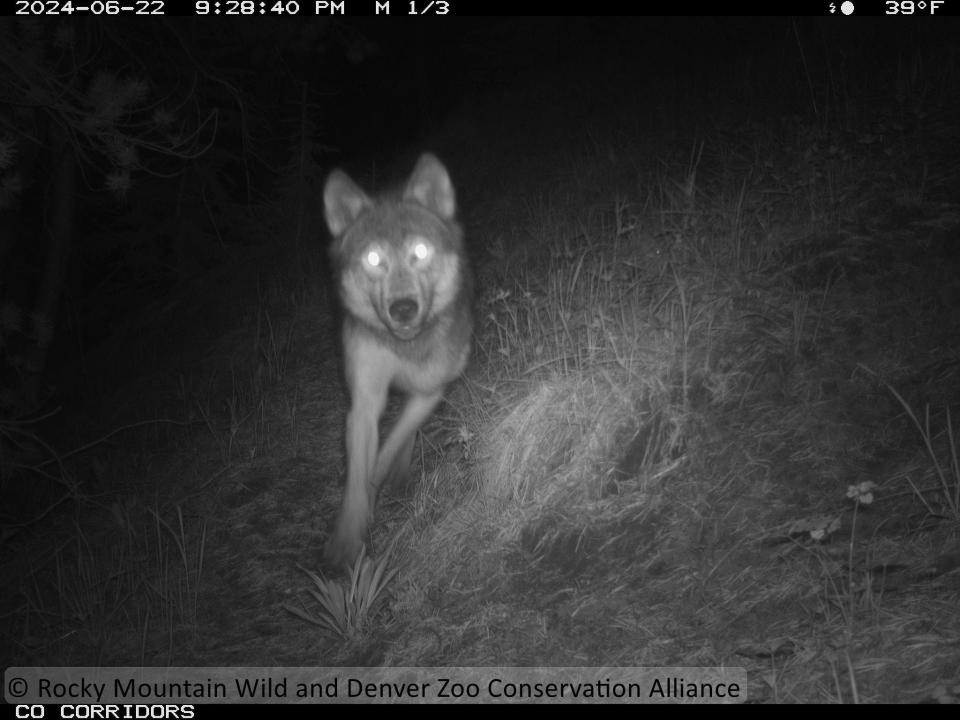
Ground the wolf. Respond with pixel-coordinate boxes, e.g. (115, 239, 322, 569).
(322, 153, 473, 568)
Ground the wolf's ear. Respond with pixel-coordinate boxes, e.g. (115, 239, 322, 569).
(404, 153, 455, 220)
(324, 170, 372, 236)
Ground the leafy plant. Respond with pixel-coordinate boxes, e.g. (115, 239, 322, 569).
(285, 542, 400, 640)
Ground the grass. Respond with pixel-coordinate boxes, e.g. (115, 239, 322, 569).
(870, 371, 960, 521)
(284, 542, 400, 640)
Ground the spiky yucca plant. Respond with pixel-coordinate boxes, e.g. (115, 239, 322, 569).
(285, 542, 399, 639)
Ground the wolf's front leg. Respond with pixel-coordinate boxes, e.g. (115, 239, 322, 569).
(324, 380, 387, 569)
(375, 391, 444, 489)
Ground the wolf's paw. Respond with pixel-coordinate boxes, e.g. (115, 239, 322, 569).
(323, 521, 364, 571)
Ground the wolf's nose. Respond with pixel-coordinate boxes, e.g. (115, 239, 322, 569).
(389, 298, 419, 324)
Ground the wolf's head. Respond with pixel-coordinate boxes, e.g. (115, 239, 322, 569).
(324, 154, 466, 341)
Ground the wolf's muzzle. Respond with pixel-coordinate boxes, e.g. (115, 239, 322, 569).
(389, 298, 419, 325)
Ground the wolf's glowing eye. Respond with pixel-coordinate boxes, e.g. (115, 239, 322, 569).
(365, 249, 382, 268)
(412, 241, 431, 261)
